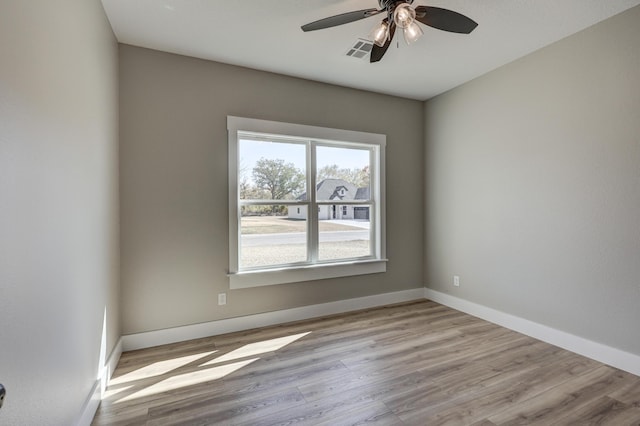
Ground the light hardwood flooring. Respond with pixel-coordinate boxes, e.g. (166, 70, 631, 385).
(93, 300, 640, 425)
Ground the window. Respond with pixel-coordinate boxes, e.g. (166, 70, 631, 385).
(228, 116, 386, 288)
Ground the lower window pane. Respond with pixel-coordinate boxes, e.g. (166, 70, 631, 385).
(318, 206, 371, 261)
(240, 205, 307, 269)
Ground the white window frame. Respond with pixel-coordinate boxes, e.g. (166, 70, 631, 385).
(227, 116, 387, 289)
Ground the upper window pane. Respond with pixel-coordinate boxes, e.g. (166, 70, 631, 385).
(239, 138, 306, 200)
(316, 146, 370, 202)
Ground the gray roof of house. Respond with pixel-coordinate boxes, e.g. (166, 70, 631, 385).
(317, 179, 357, 200)
(297, 179, 369, 201)
(355, 187, 370, 200)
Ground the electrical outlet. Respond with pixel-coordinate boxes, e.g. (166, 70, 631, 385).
(453, 275, 460, 287)
(218, 293, 227, 306)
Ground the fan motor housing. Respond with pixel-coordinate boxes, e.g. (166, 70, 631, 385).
(378, 0, 414, 10)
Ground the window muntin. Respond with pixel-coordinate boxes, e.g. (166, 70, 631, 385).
(228, 116, 386, 288)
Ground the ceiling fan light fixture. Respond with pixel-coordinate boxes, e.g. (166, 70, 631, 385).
(403, 21, 423, 44)
(369, 20, 390, 47)
(301, 2, 478, 63)
(393, 3, 416, 29)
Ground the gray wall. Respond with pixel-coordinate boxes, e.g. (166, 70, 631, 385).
(425, 6, 640, 356)
(119, 45, 424, 335)
(0, 0, 119, 424)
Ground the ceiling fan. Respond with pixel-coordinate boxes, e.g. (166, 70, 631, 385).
(301, 0, 478, 63)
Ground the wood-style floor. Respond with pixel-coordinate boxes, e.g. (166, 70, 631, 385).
(93, 300, 640, 425)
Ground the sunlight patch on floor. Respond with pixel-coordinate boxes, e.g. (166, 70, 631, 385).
(203, 332, 311, 366)
(103, 385, 134, 400)
(110, 351, 217, 385)
(115, 358, 259, 403)
(109, 331, 312, 404)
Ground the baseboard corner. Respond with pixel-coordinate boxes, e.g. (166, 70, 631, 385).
(77, 337, 123, 426)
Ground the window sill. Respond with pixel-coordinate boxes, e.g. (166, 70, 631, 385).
(228, 259, 388, 289)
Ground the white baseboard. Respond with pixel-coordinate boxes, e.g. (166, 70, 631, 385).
(104, 337, 123, 390)
(122, 288, 424, 351)
(425, 288, 640, 377)
(77, 337, 123, 426)
(77, 380, 101, 426)
(117, 286, 638, 379)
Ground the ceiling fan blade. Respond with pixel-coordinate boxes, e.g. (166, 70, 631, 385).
(414, 6, 478, 34)
(301, 8, 382, 32)
(370, 22, 396, 63)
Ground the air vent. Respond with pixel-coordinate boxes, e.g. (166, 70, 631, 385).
(346, 39, 373, 59)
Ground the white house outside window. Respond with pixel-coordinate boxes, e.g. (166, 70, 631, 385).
(227, 116, 387, 288)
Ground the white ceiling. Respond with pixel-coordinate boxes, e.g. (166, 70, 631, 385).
(101, 0, 640, 100)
